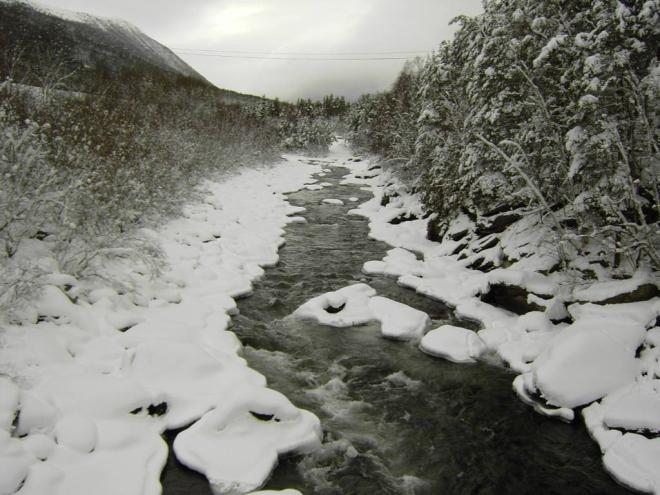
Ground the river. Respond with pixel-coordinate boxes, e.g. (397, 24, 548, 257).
(162, 158, 629, 495)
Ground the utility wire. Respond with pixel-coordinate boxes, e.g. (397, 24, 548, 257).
(172, 47, 430, 55)
(173, 52, 420, 61)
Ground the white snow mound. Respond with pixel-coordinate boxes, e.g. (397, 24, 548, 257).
(173, 387, 321, 495)
(420, 325, 486, 363)
(292, 284, 429, 340)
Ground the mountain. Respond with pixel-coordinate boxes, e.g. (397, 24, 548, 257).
(0, 0, 210, 86)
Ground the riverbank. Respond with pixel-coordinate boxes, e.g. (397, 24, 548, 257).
(0, 156, 324, 495)
(341, 153, 660, 494)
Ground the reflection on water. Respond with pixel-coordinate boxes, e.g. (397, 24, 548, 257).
(164, 164, 630, 495)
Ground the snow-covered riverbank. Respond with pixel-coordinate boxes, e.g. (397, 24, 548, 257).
(339, 154, 660, 494)
(0, 157, 325, 495)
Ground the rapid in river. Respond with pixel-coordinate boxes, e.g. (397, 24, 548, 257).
(162, 155, 629, 495)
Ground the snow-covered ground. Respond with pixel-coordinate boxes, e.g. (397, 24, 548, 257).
(338, 153, 660, 494)
(2, 139, 658, 494)
(0, 156, 324, 495)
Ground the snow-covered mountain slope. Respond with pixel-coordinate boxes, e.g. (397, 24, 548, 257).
(0, 0, 208, 84)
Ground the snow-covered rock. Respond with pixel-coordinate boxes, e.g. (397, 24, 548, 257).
(419, 325, 486, 363)
(532, 318, 646, 408)
(369, 296, 429, 340)
(293, 283, 376, 327)
(174, 388, 321, 495)
(322, 198, 344, 205)
(292, 283, 429, 340)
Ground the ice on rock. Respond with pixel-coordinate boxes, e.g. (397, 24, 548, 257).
(293, 284, 377, 328)
(173, 387, 321, 495)
(369, 296, 429, 340)
(293, 284, 430, 340)
(420, 325, 486, 363)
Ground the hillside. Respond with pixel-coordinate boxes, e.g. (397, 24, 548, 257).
(0, 0, 265, 105)
(0, 0, 204, 81)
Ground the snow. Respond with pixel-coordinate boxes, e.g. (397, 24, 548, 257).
(54, 416, 97, 453)
(0, 155, 323, 495)
(601, 381, 660, 432)
(0, 378, 19, 432)
(604, 434, 660, 494)
(532, 317, 646, 408)
(419, 325, 486, 363)
(14, 0, 203, 80)
(173, 387, 321, 495)
(369, 296, 429, 340)
(572, 271, 656, 302)
(292, 283, 429, 341)
(293, 283, 377, 327)
(338, 147, 660, 492)
(322, 198, 344, 205)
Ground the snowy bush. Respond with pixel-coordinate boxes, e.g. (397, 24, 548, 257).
(0, 68, 289, 314)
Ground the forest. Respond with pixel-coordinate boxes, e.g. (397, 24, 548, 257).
(349, 0, 659, 276)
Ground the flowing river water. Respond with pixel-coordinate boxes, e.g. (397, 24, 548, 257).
(162, 160, 630, 494)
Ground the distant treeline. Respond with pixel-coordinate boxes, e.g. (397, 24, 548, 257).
(349, 0, 658, 272)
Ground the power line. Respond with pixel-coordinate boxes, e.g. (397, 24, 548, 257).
(172, 47, 430, 56)
(173, 52, 419, 61)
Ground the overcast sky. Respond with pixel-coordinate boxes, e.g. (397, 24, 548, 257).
(39, 0, 483, 101)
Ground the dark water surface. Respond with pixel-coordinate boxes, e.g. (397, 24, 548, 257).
(163, 162, 629, 495)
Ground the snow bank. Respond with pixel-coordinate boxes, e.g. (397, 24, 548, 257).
(0, 155, 323, 495)
(339, 147, 660, 493)
(292, 283, 429, 341)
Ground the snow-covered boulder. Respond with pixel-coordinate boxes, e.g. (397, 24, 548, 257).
(292, 284, 429, 340)
(173, 387, 321, 495)
(419, 325, 486, 363)
(369, 296, 429, 340)
(292, 284, 376, 327)
(532, 318, 646, 409)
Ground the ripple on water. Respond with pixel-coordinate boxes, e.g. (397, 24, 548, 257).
(165, 162, 631, 495)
